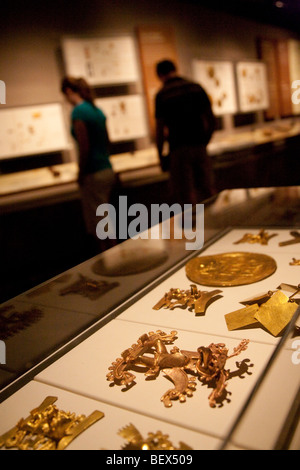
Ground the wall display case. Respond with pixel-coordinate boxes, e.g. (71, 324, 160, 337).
(1, 114, 300, 205)
(62, 37, 139, 86)
(193, 60, 238, 115)
(0, 221, 299, 450)
(0, 163, 78, 197)
(208, 117, 300, 189)
(0, 147, 161, 201)
(0, 103, 70, 160)
(236, 61, 269, 112)
(0, 119, 300, 221)
(95, 95, 148, 142)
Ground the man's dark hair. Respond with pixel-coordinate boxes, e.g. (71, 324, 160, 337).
(156, 60, 177, 78)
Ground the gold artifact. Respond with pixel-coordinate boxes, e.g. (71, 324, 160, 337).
(277, 283, 300, 301)
(224, 304, 261, 331)
(107, 330, 249, 408)
(26, 273, 73, 298)
(290, 258, 300, 266)
(240, 290, 275, 306)
(255, 291, 298, 336)
(0, 396, 104, 450)
(234, 229, 277, 245)
(59, 274, 119, 300)
(153, 284, 222, 315)
(279, 231, 300, 246)
(0, 304, 43, 340)
(225, 289, 299, 336)
(185, 252, 277, 287)
(118, 423, 192, 450)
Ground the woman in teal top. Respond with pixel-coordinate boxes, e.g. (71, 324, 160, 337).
(71, 99, 112, 176)
(61, 76, 116, 250)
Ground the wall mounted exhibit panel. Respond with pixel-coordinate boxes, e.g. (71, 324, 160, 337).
(236, 62, 269, 113)
(0, 103, 70, 160)
(95, 95, 148, 142)
(192, 60, 238, 116)
(62, 37, 139, 86)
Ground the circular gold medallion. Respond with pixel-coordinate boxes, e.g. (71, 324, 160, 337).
(185, 252, 277, 287)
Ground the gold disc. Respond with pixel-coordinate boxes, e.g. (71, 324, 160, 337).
(185, 252, 277, 287)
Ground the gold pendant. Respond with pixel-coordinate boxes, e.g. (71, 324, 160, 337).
(153, 284, 222, 315)
(234, 229, 277, 245)
(107, 330, 249, 408)
(0, 304, 43, 340)
(118, 423, 193, 450)
(290, 258, 300, 266)
(279, 231, 300, 246)
(0, 397, 104, 450)
(59, 274, 119, 300)
(225, 289, 299, 336)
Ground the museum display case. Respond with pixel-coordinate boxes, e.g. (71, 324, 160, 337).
(0, 196, 299, 450)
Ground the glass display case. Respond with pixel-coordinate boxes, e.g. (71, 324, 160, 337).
(0, 190, 299, 450)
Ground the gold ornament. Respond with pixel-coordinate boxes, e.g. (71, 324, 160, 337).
(0, 397, 104, 450)
(290, 258, 300, 266)
(153, 284, 222, 315)
(59, 274, 118, 300)
(0, 304, 43, 340)
(185, 252, 277, 287)
(234, 229, 277, 245)
(225, 289, 299, 336)
(118, 423, 192, 450)
(107, 330, 249, 408)
(279, 231, 300, 247)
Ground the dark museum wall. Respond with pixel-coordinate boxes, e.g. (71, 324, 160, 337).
(1, 0, 299, 108)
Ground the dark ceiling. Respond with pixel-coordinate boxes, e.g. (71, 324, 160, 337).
(197, 0, 300, 33)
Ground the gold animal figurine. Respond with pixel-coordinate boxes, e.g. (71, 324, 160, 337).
(107, 330, 249, 408)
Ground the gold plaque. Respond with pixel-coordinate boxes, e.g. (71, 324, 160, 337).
(185, 252, 277, 287)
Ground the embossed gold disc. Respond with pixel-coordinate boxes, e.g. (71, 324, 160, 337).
(185, 252, 277, 287)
